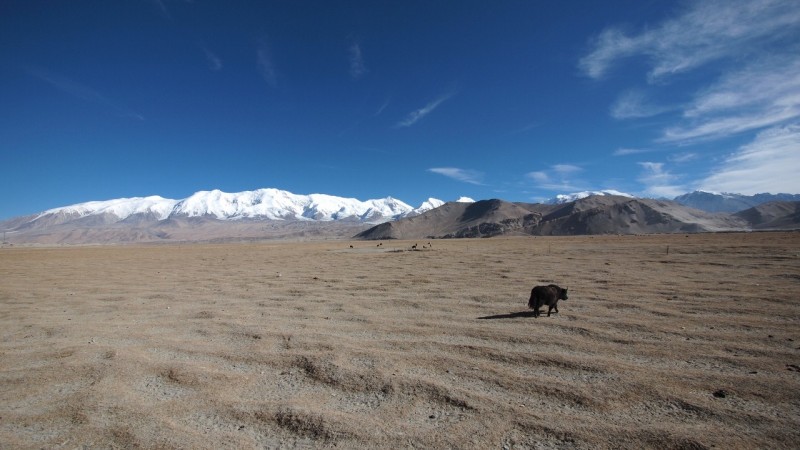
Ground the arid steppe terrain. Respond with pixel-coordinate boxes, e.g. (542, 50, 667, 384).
(1, 232, 799, 448)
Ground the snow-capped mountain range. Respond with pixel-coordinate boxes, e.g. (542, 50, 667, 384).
(33, 188, 473, 225)
(15, 188, 798, 229)
(3, 188, 797, 245)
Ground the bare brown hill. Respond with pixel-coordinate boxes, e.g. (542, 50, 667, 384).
(356, 200, 557, 240)
(356, 196, 746, 240)
(734, 201, 800, 230)
(535, 195, 744, 235)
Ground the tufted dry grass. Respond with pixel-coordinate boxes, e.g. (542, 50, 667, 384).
(1, 232, 799, 449)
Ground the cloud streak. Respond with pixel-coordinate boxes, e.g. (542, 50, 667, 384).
(257, 39, 277, 87)
(374, 97, 390, 116)
(396, 91, 456, 128)
(509, 122, 543, 135)
(660, 55, 800, 143)
(613, 147, 653, 156)
(699, 124, 800, 195)
(203, 47, 222, 71)
(527, 164, 584, 191)
(579, 0, 800, 82)
(637, 162, 685, 198)
(583, 0, 800, 144)
(27, 68, 144, 120)
(348, 42, 367, 79)
(581, 0, 800, 196)
(668, 152, 697, 163)
(149, 0, 171, 19)
(610, 89, 672, 120)
(428, 167, 483, 185)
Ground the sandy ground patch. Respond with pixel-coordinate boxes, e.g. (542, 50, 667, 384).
(1, 233, 799, 448)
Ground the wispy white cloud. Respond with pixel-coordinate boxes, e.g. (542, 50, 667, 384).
(526, 164, 585, 191)
(29, 69, 106, 103)
(148, 0, 171, 19)
(610, 89, 673, 120)
(428, 167, 483, 185)
(583, 0, 800, 144)
(699, 123, 800, 195)
(579, 0, 800, 82)
(581, 0, 800, 195)
(684, 57, 800, 118)
(578, 28, 638, 80)
(257, 39, 277, 87)
(613, 147, 652, 156)
(508, 121, 543, 135)
(661, 105, 799, 143)
(374, 97, 390, 116)
(668, 152, 697, 163)
(396, 91, 456, 128)
(348, 42, 367, 79)
(552, 164, 582, 175)
(637, 162, 685, 198)
(660, 55, 800, 143)
(527, 171, 549, 184)
(202, 47, 222, 71)
(27, 68, 144, 120)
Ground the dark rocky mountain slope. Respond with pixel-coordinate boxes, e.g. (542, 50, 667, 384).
(356, 195, 750, 240)
(734, 201, 800, 230)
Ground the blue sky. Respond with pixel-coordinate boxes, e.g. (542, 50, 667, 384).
(2, 0, 799, 220)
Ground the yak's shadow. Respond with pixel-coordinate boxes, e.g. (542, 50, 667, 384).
(477, 310, 536, 320)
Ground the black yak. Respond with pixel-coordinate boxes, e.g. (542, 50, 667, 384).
(528, 284, 568, 317)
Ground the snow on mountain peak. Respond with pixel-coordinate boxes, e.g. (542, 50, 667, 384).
(34, 188, 440, 225)
(547, 190, 633, 204)
(416, 198, 446, 213)
(40, 196, 178, 221)
(169, 189, 412, 222)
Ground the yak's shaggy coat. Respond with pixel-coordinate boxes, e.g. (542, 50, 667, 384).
(528, 284, 568, 317)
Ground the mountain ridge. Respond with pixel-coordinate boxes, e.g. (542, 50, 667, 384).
(356, 196, 800, 240)
(673, 191, 800, 213)
(0, 188, 468, 244)
(3, 189, 800, 245)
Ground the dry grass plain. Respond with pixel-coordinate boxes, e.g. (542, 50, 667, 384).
(1, 232, 799, 449)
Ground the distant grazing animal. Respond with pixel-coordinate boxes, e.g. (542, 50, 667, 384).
(528, 284, 568, 317)
(412, 243, 417, 249)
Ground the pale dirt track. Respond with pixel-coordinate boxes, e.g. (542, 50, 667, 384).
(1, 233, 799, 449)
